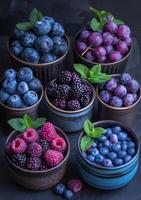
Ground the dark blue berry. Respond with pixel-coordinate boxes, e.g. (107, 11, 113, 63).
(107, 152, 117, 161)
(53, 36, 68, 56)
(28, 78, 42, 92)
(40, 53, 57, 63)
(103, 159, 112, 167)
(23, 91, 38, 106)
(100, 147, 109, 156)
(114, 158, 123, 166)
(34, 20, 51, 36)
(54, 183, 66, 195)
(118, 150, 127, 159)
(95, 154, 104, 164)
(21, 48, 40, 64)
(21, 32, 37, 47)
(36, 36, 53, 54)
(98, 135, 107, 142)
(91, 142, 97, 148)
(0, 90, 10, 103)
(17, 67, 33, 82)
(91, 148, 99, 156)
(82, 152, 87, 158)
(111, 143, 121, 152)
(118, 131, 127, 141)
(7, 94, 22, 108)
(103, 140, 111, 148)
(42, 16, 55, 25)
(52, 22, 65, 36)
(87, 155, 95, 162)
(124, 155, 132, 163)
(64, 189, 74, 199)
(98, 142, 103, 148)
(127, 141, 135, 149)
(10, 40, 23, 56)
(17, 81, 29, 94)
(106, 128, 113, 138)
(112, 126, 121, 134)
(13, 28, 25, 39)
(128, 148, 135, 156)
(2, 79, 17, 94)
(4, 68, 16, 81)
(121, 141, 128, 151)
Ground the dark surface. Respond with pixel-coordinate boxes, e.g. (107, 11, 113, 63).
(0, 0, 141, 199)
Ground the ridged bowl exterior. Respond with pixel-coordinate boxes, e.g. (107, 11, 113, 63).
(77, 120, 140, 190)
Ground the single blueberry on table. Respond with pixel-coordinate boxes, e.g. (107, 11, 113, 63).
(124, 155, 132, 163)
(54, 183, 66, 195)
(40, 53, 57, 63)
(118, 150, 127, 159)
(112, 126, 121, 134)
(21, 32, 37, 47)
(127, 141, 135, 149)
(107, 152, 117, 161)
(100, 147, 109, 156)
(35, 36, 53, 54)
(52, 22, 65, 37)
(34, 20, 51, 36)
(17, 67, 33, 82)
(17, 81, 29, 94)
(87, 155, 95, 162)
(0, 90, 10, 103)
(10, 40, 23, 56)
(118, 131, 127, 141)
(95, 154, 104, 164)
(4, 68, 16, 81)
(7, 94, 22, 108)
(91, 148, 99, 156)
(64, 189, 74, 199)
(2, 79, 17, 94)
(103, 139, 111, 148)
(28, 78, 42, 92)
(110, 134, 118, 144)
(53, 36, 68, 56)
(103, 159, 112, 167)
(114, 158, 123, 166)
(23, 91, 39, 106)
(128, 148, 135, 156)
(21, 48, 40, 64)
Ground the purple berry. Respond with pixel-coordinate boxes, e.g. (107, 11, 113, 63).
(105, 21, 118, 33)
(119, 73, 131, 85)
(123, 93, 134, 106)
(114, 84, 127, 97)
(84, 50, 95, 61)
(88, 32, 103, 47)
(76, 41, 88, 53)
(105, 78, 118, 92)
(103, 32, 113, 45)
(127, 79, 139, 93)
(118, 150, 127, 159)
(110, 96, 123, 107)
(124, 37, 132, 47)
(97, 55, 107, 63)
(116, 25, 131, 40)
(124, 155, 132, 163)
(103, 159, 112, 167)
(53, 99, 66, 110)
(67, 100, 81, 111)
(116, 41, 129, 55)
(80, 30, 91, 42)
(94, 46, 106, 58)
(87, 155, 95, 162)
(99, 90, 112, 104)
(133, 93, 138, 102)
(128, 148, 135, 156)
(104, 45, 114, 55)
(110, 134, 118, 144)
(109, 50, 122, 62)
(112, 126, 121, 134)
(112, 36, 119, 45)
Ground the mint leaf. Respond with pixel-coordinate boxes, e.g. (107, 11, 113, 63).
(80, 135, 93, 151)
(114, 18, 124, 25)
(29, 8, 39, 25)
(74, 64, 89, 79)
(89, 7, 101, 19)
(8, 118, 26, 132)
(90, 18, 100, 31)
(90, 64, 101, 75)
(84, 120, 94, 136)
(33, 118, 46, 129)
(23, 114, 33, 128)
(37, 10, 44, 20)
(16, 22, 33, 31)
(94, 127, 107, 138)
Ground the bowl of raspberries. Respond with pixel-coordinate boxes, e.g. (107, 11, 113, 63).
(0, 67, 43, 120)
(73, 7, 132, 75)
(7, 9, 70, 85)
(77, 120, 140, 190)
(6, 121, 70, 190)
(97, 73, 141, 127)
(45, 70, 96, 132)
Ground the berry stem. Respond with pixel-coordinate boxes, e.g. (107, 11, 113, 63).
(81, 45, 92, 56)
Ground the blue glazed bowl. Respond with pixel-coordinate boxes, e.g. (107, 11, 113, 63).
(44, 80, 96, 132)
(77, 120, 140, 190)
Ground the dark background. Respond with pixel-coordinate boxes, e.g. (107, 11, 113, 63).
(0, 0, 141, 200)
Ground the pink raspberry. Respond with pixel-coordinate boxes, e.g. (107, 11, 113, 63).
(44, 150, 64, 167)
(67, 179, 83, 193)
(27, 142, 42, 157)
(10, 138, 27, 154)
(41, 122, 58, 142)
(22, 128, 38, 143)
(51, 137, 67, 153)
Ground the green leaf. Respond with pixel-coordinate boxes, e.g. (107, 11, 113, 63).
(16, 22, 33, 31)
(74, 64, 89, 79)
(84, 120, 94, 136)
(89, 7, 101, 19)
(33, 118, 46, 129)
(90, 18, 100, 31)
(29, 8, 39, 25)
(90, 64, 101, 75)
(93, 127, 107, 138)
(114, 18, 124, 25)
(8, 118, 26, 132)
(37, 10, 44, 20)
(80, 135, 93, 151)
(23, 114, 34, 128)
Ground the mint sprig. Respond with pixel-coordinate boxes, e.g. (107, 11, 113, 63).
(16, 8, 44, 31)
(74, 63, 111, 84)
(8, 114, 46, 132)
(80, 120, 106, 151)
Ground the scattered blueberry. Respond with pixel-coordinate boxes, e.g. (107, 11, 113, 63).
(54, 183, 66, 195)
(64, 190, 74, 199)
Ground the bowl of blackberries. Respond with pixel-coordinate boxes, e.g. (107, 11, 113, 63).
(97, 73, 141, 127)
(77, 120, 140, 190)
(45, 70, 96, 132)
(73, 7, 132, 74)
(0, 67, 43, 120)
(6, 115, 70, 190)
(7, 8, 70, 85)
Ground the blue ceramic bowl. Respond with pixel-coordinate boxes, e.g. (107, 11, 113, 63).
(77, 120, 140, 190)
(44, 80, 96, 132)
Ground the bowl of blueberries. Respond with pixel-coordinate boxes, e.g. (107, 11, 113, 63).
(73, 7, 132, 75)
(97, 73, 141, 127)
(7, 9, 70, 86)
(0, 67, 43, 120)
(77, 120, 140, 190)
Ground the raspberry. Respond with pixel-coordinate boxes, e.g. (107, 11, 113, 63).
(67, 179, 83, 193)
(22, 128, 38, 144)
(47, 81, 59, 98)
(71, 72, 81, 85)
(41, 122, 58, 142)
(57, 84, 70, 99)
(10, 138, 27, 154)
(26, 157, 41, 170)
(70, 82, 84, 99)
(57, 70, 72, 84)
(80, 94, 91, 107)
(52, 98, 66, 110)
(44, 150, 64, 167)
(40, 161, 48, 170)
(67, 100, 81, 111)
(27, 142, 42, 157)
(11, 154, 27, 168)
(39, 139, 50, 154)
(51, 137, 67, 153)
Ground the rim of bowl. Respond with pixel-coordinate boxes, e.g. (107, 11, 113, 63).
(78, 120, 140, 170)
(73, 30, 133, 66)
(6, 125, 70, 174)
(44, 79, 96, 114)
(7, 34, 70, 67)
(0, 79, 44, 111)
(96, 74, 141, 111)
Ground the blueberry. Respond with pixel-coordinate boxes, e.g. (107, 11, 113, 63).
(17, 67, 33, 82)
(10, 40, 23, 56)
(91, 142, 97, 148)
(53, 36, 68, 56)
(119, 73, 131, 85)
(2, 79, 17, 94)
(23, 91, 39, 106)
(17, 81, 29, 94)
(121, 142, 128, 151)
(118, 150, 127, 159)
(111, 143, 121, 152)
(0, 90, 10, 103)
(13, 28, 25, 39)
(82, 152, 87, 158)
(118, 132, 127, 141)
(64, 189, 74, 199)
(91, 148, 99, 156)
(35, 36, 53, 54)
(21, 48, 40, 64)
(100, 147, 109, 156)
(4, 69, 16, 81)
(103, 139, 111, 148)
(7, 94, 22, 108)
(127, 79, 139, 94)
(95, 154, 104, 164)
(128, 148, 135, 156)
(127, 141, 135, 149)
(107, 152, 117, 161)
(112, 126, 121, 134)
(52, 22, 65, 36)
(87, 155, 95, 162)
(34, 20, 51, 36)
(28, 78, 42, 92)
(106, 128, 113, 138)
(97, 142, 103, 148)
(42, 16, 55, 25)
(110, 134, 118, 144)
(40, 53, 57, 63)
(114, 158, 123, 166)
(54, 183, 66, 195)
(103, 159, 112, 167)
(21, 32, 37, 47)
(98, 135, 107, 142)
(124, 155, 132, 163)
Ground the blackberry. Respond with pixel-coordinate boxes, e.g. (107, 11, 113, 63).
(39, 139, 50, 154)
(71, 72, 81, 85)
(70, 82, 84, 99)
(47, 81, 58, 98)
(67, 100, 81, 111)
(11, 154, 27, 168)
(53, 98, 66, 110)
(57, 70, 72, 84)
(80, 94, 91, 107)
(83, 83, 93, 96)
(26, 157, 41, 170)
(57, 84, 70, 99)
(40, 161, 48, 170)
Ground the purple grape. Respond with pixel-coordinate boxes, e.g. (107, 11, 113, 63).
(110, 96, 123, 107)
(124, 37, 132, 47)
(133, 93, 138, 102)
(119, 73, 131, 85)
(88, 32, 103, 47)
(97, 55, 107, 63)
(99, 90, 112, 104)
(114, 84, 127, 97)
(103, 32, 113, 45)
(116, 25, 131, 40)
(80, 30, 91, 42)
(109, 50, 122, 62)
(110, 134, 118, 144)
(76, 41, 88, 53)
(112, 36, 119, 45)
(123, 93, 135, 106)
(105, 78, 118, 92)
(104, 45, 114, 55)
(116, 41, 129, 55)
(94, 46, 106, 57)
(105, 21, 118, 33)
(84, 50, 95, 61)
(127, 79, 139, 93)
